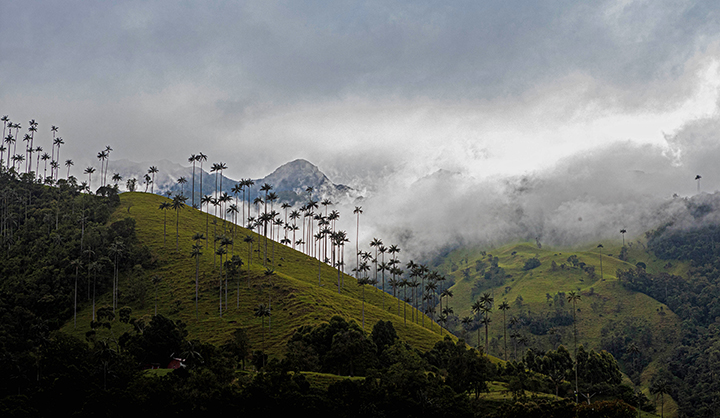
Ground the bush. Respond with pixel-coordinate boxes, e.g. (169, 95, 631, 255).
(523, 257, 541, 271)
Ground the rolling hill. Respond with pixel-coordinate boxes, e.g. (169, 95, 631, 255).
(64, 191, 450, 355)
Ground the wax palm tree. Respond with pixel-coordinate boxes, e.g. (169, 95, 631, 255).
(40, 153, 50, 178)
(353, 206, 362, 276)
(479, 293, 493, 353)
(498, 300, 510, 361)
(197, 152, 207, 199)
(244, 178, 255, 224)
(50, 160, 59, 182)
(177, 176, 188, 197)
(103, 145, 112, 184)
(216, 245, 228, 316)
(1, 116, 8, 144)
(189, 154, 197, 207)
(4, 133, 14, 168)
(201, 195, 212, 247)
(53, 136, 64, 179)
(191, 239, 203, 319)
(471, 299, 484, 348)
(620, 228, 627, 247)
(172, 195, 187, 251)
(97, 150, 108, 185)
(650, 378, 670, 418)
(357, 273, 375, 331)
(71, 258, 82, 329)
(143, 173, 151, 192)
(695, 174, 702, 192)
(111, 173, 122, 186)
(148, 166, 159, 194)
(254, 303, 271, 363)
(567, 290, 582, 403)
(84, 167, 95, 190)
(597, 244, 604, 279)
(158, 201, 171, 247)
(108, 239, 124, 312)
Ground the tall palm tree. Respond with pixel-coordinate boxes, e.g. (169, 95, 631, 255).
(148, 166, 159, 194)
(471, 300, 484, 348)
(158, 201, 171, 247)
(64, 159, 73, 179)
(103, 145, 112, 184)
(479, 292, 494, 354)
(244, 178, 255, 225)
(177, 176, 188, 197)
(597, 244, 604, 280)
(1, 116, 8, 146)
(197, 152, 207, 200)
(353, 206, 363, 277)
(70, 258, 82, 329)
(695, 174, 702, 192)
(172, 195, 187, 251)
(53, 136, 64, 180)
(41, 153, 50, 178)
(84, 167, 95, 190)
(4, 132, 14, 168)
(498, 300, 511, 361)
(97, 150, 108, 185)
(651, 378, 670, 418)
(201, 195, 212, 248)
(254, 303, 271, 364)
(191, 236, 204, 319)
(189, 154, 197, 207)
(620, 228, 627, 247)
(567, 290, 582, 403)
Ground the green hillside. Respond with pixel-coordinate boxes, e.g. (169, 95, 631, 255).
(434, 241, 681, 416)
(64, 192, 451, 355)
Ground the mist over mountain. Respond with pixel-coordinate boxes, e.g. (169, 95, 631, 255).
(108, 158, 360, 207)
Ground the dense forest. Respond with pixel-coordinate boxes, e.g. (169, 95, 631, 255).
(615, 204, 720, 417)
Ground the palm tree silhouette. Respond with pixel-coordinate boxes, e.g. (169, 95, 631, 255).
(620, 228, 627, 247)
(254, 303, 271, 364)
(695, 174, 702, 192)
(191, 235, 204, 319)
(189, 154, 197, 207)
(498, 300, 510, 361)
(479, 292, 494, 354)
(197, 152, 207, 201)
(177, 176, 188, 197)
(84, 167, 95, 191)
(567, 290, 582, 403)
(172, 195, 187, 251)
(158, 201, 171, 247)
(353, 206, 363, 277)
(148, 166, 159, 194)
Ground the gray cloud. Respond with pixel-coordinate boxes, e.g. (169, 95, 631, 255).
(3, 0, 720, 265)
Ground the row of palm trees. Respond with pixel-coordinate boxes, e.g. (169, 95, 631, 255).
(2, 116, 70, 184)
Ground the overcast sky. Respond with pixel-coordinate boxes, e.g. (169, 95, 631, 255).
(3, 1, 720, 256)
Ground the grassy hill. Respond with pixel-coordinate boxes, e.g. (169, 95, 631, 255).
(64, 192, 451, 356)
(434, 240, 680, 417)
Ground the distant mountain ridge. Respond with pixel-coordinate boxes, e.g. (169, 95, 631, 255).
(108, 158, 360, 206)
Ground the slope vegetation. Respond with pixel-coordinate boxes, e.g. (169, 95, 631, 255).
(67, 192, 449, 355)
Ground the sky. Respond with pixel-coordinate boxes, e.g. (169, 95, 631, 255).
(3, 0, 720, 259)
